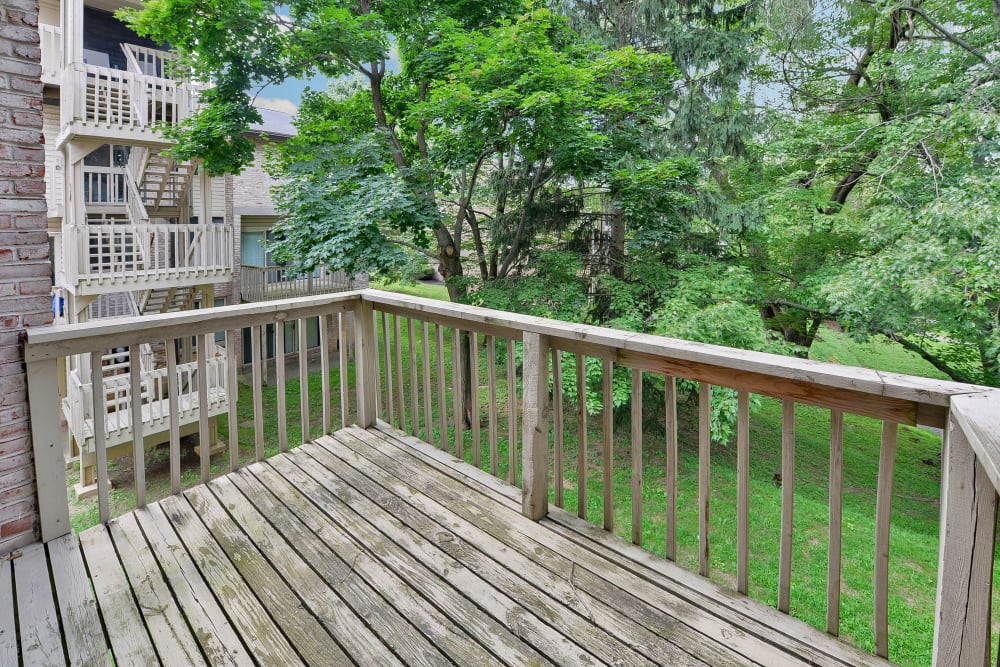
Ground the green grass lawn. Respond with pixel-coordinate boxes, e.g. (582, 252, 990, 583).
(67, 281, 979, 665)
(370, 278, 450, 301)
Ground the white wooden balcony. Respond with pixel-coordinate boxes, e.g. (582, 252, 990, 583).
(56, 57, 195, 148)
(64, 343, 228, 454)
(64, 222, 233, 295)
(240, 264, 361, 302)
(63, 342, 228, 493)
(19, 291, 1000, 665)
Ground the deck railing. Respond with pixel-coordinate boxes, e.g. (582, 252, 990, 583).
(24, 290, 1000, 665)
(69, 222, 233, 289)
(240, 265, 358, 302)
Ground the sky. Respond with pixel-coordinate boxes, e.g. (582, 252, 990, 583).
(252, 73, 329, 115)
(250, 6, 400, 116)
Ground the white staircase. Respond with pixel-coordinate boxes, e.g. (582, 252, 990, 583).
(139, 152, 198, 213)
(139, 285, 197, 315)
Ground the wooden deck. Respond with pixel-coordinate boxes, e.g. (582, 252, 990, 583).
(3, 424, 892, 666)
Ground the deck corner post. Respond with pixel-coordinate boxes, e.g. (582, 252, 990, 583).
(521, 331, 550, 521)
(932, 407, 997, 667)
(26, 355, 71, 542)
(353, 297, 378, 428)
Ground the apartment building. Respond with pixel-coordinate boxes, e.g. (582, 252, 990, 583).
(39, 0, 362, 496)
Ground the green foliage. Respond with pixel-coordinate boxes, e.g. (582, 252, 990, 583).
(268, 134, 439, 277)
(553, 352, 631, 416)
(823, 175, 1000, 385)
(750, 0, 1000, 384)
(470, 251, 587, 321)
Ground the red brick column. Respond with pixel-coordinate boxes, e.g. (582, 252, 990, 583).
(0, 0, 50, 552)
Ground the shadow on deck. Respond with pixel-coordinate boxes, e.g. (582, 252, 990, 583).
(4, 424, 891, 666)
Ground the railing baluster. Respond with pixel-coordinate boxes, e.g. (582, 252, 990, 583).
(128, 344, 146, 508)
(552, 349, 563, 508)
(827, 408, 844, 635)
(251, 325, 265, 461)
(394, 315, 405, 430)
(452, 328, 464, 458)
(487, 336, 499, 477)
(577, 354, 587, 520)
(602, 358, 614, 532)
(664, 375, 677, 561)
(736, 390, 750, 595)
(90, 351, 110, 523)
(320, 314, 331, 435)
(421, 321, 432, 443)
(778, 399, 795, 613)
(276, 321, 288, 452)
(507, 339, 517, 485)
(197, 334, 210, 484)
(166, 339, 180, 493)
(435, 324, 447, 451)
(470, 331, 481, 468)
(381, 311, 393, 425)
(225, 329, 239, 472)
(699, 383, 711, 577)
(339, 313, 349, 429)
(299, 318, 310, 444)
(874, 420, 898, 659)
(408, 319, 419, 436)
(631, 368, 642, 545)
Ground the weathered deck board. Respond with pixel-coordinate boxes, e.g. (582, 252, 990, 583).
(226, 467, 456, 667)
(78, 525, 159, 665)
(132, 504, 252, 666)
(17, 541, 66, 667)
(48, 533, 112, 667)
(267, 452, 552, 665)
(308, 431, 712, 667)
(107, 513, 207, 666)
(9, 424, 897, 666)
(0, 557, 16, 665)
(370, 422, 893, 667)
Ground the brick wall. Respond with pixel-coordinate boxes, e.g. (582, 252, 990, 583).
(231, 137, 279, 209)
(0, 0, 49, 553)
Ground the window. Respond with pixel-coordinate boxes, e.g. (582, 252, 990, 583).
(240, 231, 272, 267)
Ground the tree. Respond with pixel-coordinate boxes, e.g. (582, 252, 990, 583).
(556, 0, 765, 315)
(125, 2, 678, 302)
(755, 0, 1000, 383)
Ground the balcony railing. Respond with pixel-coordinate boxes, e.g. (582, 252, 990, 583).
(61, 61, 194, 136)
(67, 222, 233, 293)
(40, 23, 61, 84)
(83, 166, 126, 206)
(23, 290, 1000, 664)
(240, 264, 360, 302)
(121, 42, 185, 80)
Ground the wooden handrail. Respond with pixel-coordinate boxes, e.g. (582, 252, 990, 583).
(362, 290, 979, 426)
